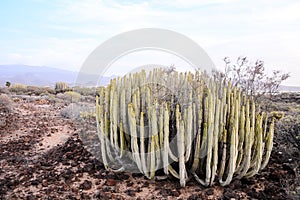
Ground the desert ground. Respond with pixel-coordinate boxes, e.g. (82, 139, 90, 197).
(0, 90, 299, 199)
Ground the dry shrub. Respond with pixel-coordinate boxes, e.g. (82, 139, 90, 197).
(0, 87, 10, 94)
(72, 86, 97, 96)
(57, 91, 81, 102)
(26, 86, 55, 96)
(0, 94, 12, 113)
(9, 84, 27, 94)
(60, 103, 94, 119)
(213, 56, 290, 100)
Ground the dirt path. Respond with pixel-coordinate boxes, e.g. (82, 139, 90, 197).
(0, 99, 74, 154)
(0, 98, 76, 198)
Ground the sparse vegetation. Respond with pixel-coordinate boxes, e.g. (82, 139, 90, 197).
(0, 94, 12, 113)
(57, 91, 81, 102)
(213, 57, 290, 101)
(9, 83, 27, 94)
(268, 93, 300, 152)
(0, 87, 10, 94)
(61, 103, 94, 119)
(80, 110, 96, 120)
(72, 86, 98, 96)
(27, 86, 55, 96)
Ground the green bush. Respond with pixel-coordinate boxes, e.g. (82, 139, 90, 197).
(5, 81, 11, 88)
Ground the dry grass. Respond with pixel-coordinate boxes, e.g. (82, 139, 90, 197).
(0, 94, 12, 113)
(9, 84, 27, 94)
(56, 91, 81, 102)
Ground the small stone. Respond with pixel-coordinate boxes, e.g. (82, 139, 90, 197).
(79, 180, 92, 190)
(126, 189, 135, 196)
(106, 179, 116, 186)
(173, 190, 180, 197)
(127, 181, 134, 187)
(95, 180, 101, 185)
(42, 180, 47, 187)
(206, 188, 214, 195)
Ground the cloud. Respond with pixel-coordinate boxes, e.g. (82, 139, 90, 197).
(254, 1, 300, 23)
(206, 30, 300, 86)
(0, 37, 98, 70)
(153, 0, 238, 8)
(1, 0, 299, 85)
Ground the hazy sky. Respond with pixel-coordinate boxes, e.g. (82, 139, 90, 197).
(0, 0, 299, 86)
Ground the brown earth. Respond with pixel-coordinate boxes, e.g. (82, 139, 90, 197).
(0, 96, 299, 199)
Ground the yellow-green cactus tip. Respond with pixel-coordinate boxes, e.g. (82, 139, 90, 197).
(271, 111, 284, 120)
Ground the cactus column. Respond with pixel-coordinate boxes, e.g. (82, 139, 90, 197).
(95, 68, 282, 187)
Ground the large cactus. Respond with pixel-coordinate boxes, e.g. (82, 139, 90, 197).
(95, 68, 281, 187)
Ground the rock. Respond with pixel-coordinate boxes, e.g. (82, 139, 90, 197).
(126, 189, 136, 196)
(206, 188, 214, 195)
(172, 190, 180, 197)
(79, 180, 92, 190)
(106, 179, 116, 186)
(126, 181, 134, 187)
(42, 180, 47, 187)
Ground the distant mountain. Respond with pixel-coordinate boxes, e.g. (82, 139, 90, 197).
(0, 65, 114, 87)
(1, 65, 299, 92)
(279, 85, 300, 93)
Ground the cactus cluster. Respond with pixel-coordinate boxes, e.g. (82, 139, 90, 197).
(55, 82, 69, 93)
(96, 68, 279, 187)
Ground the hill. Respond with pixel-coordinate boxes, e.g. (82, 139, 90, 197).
(0, 65, 113, 87)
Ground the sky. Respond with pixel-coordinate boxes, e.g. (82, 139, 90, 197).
(0, 0, 299, 86)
